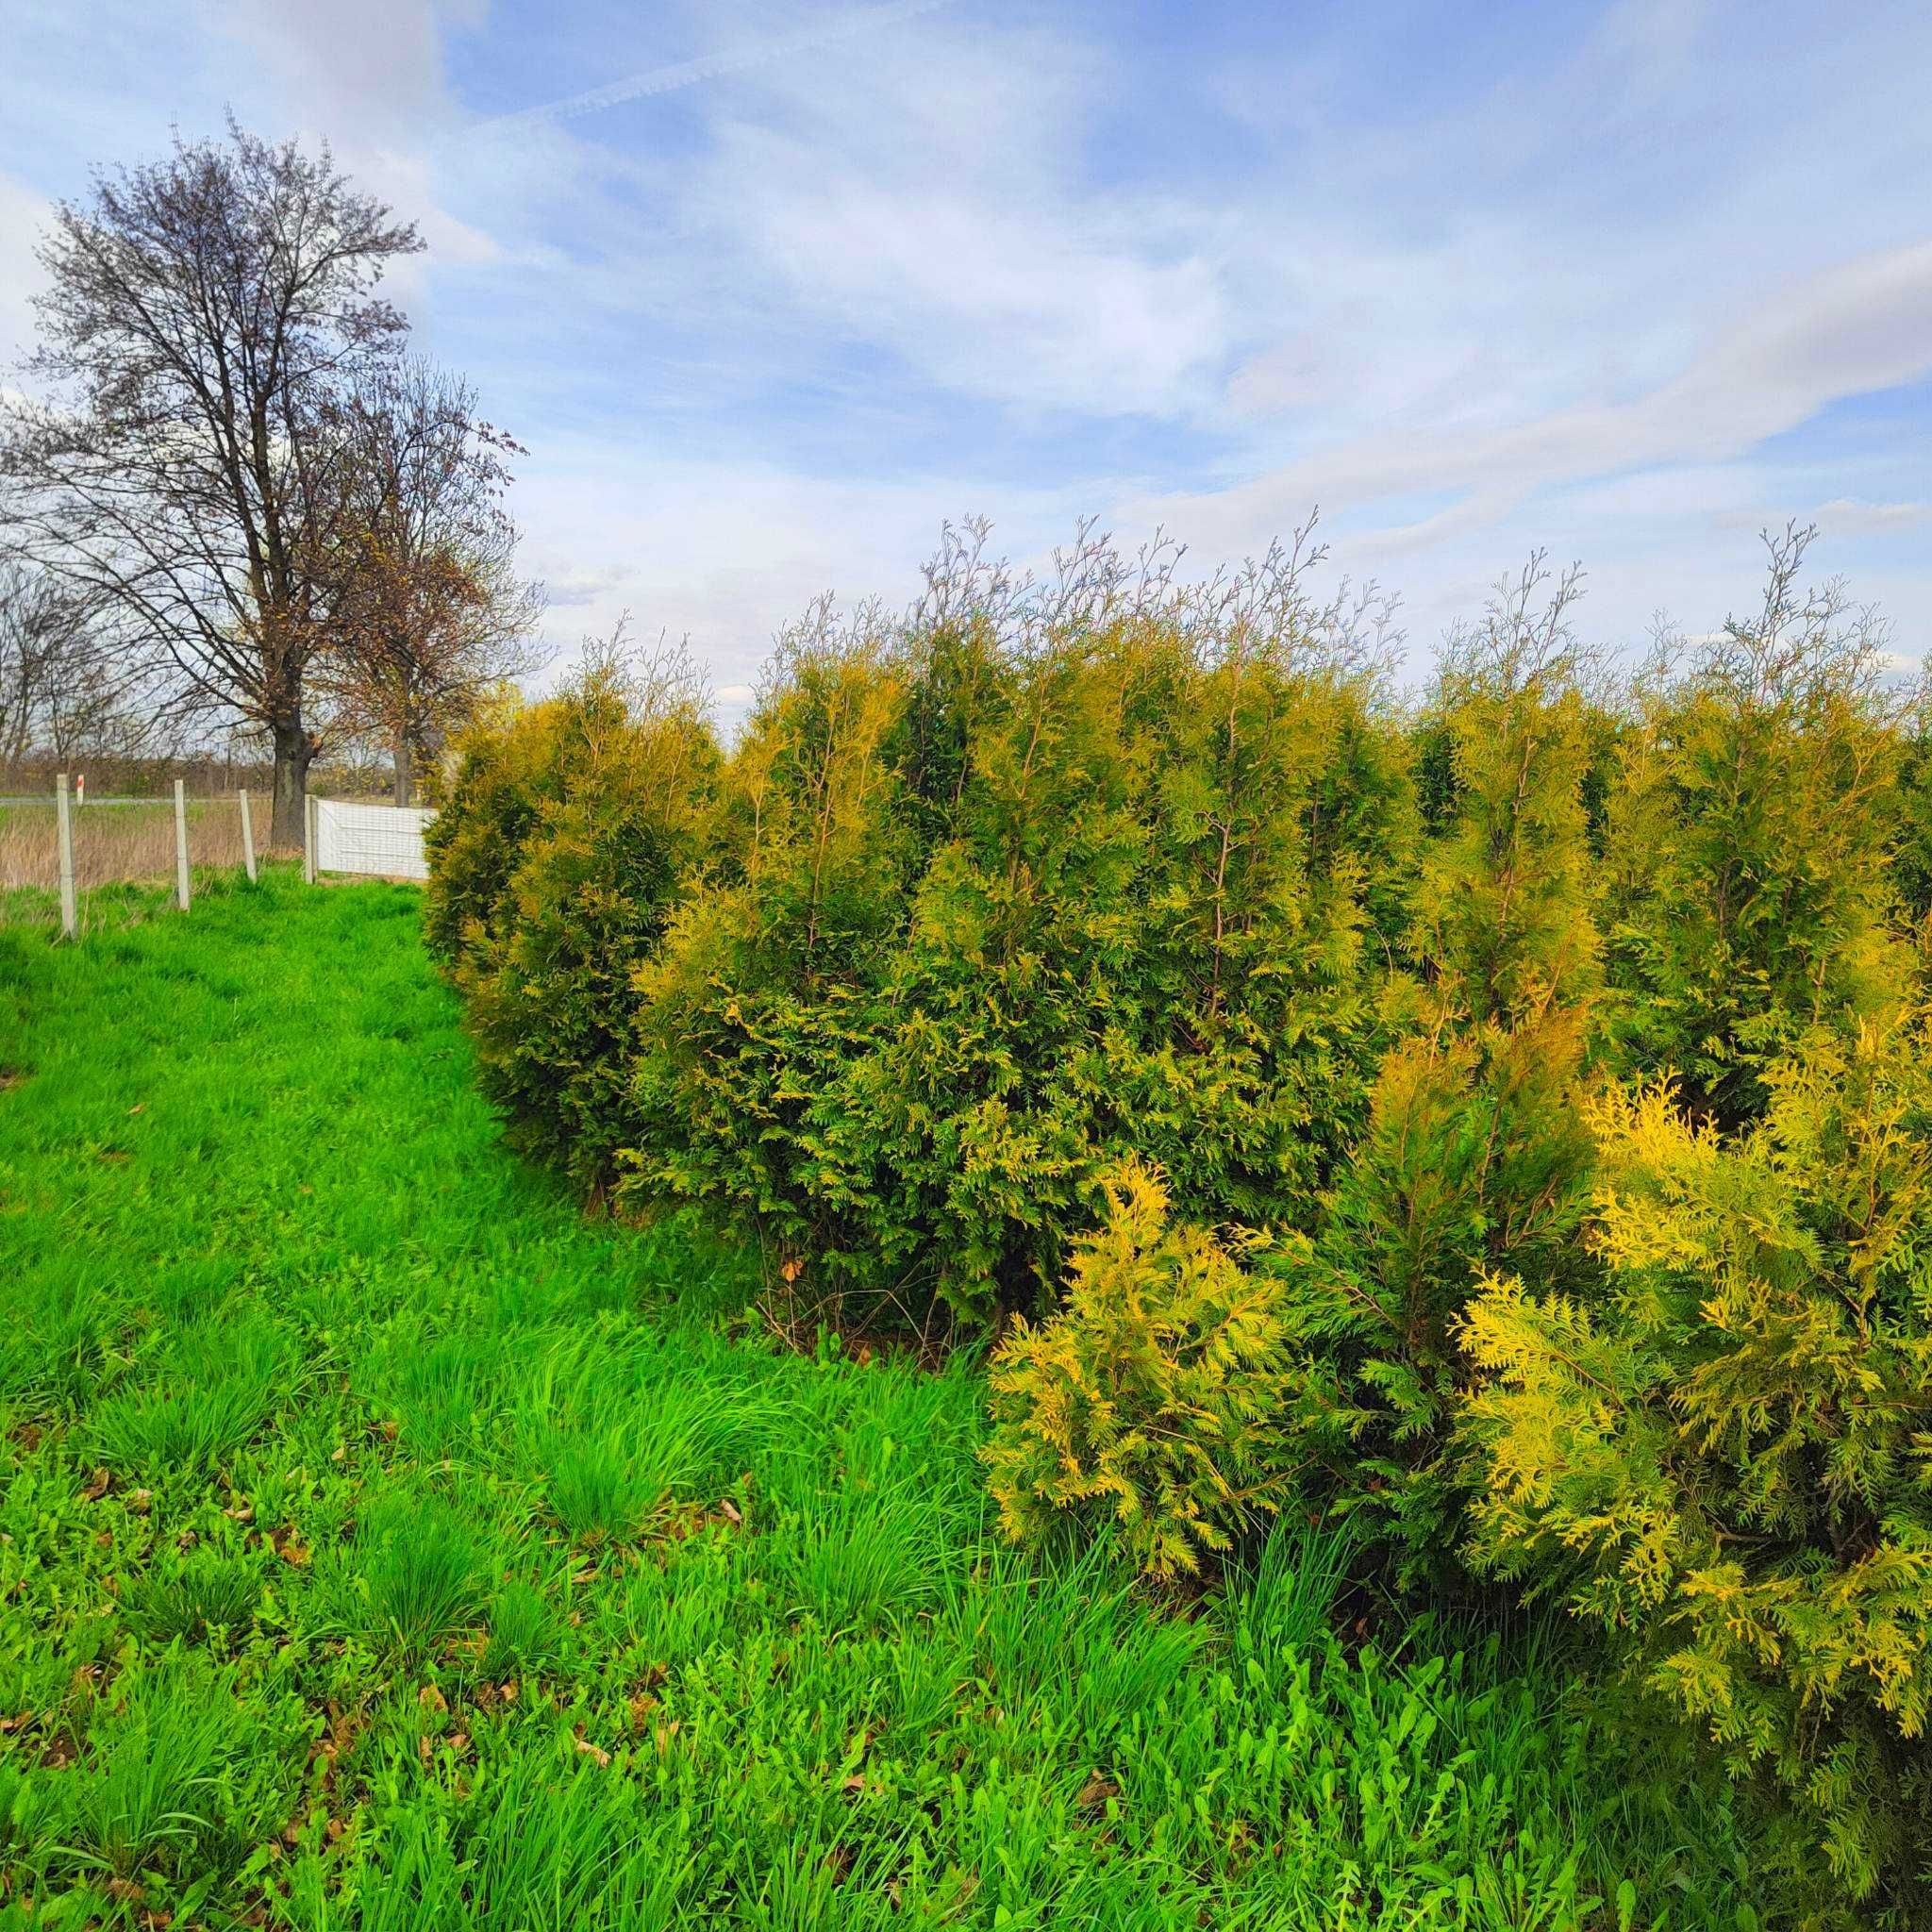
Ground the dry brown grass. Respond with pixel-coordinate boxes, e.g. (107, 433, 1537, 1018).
(0, 797, 273, 891)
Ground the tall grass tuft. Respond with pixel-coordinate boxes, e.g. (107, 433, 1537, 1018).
(344, 1491, 489, 1662)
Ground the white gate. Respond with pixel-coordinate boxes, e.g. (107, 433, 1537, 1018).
(314, 801, 436, 882)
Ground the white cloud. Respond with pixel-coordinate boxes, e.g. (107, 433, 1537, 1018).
(196, 0, 507, 313)
(509, 441, 1086, 695)
(1812, 498, 1931, 537)
(611, 11, 1238, 420)
(205, 0, 461, 137)
(1132, 242, 1932, 563)
(738, 168, 1227, 417)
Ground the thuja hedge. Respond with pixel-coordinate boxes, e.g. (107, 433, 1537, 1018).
(432, 525, 1419, 1319)
(428, 522, 1932, 1919)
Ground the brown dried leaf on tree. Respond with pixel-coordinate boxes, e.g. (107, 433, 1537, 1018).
(308, 362, 546, 805)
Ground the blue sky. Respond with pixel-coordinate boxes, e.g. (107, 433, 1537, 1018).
(4, 0, 1928, 719)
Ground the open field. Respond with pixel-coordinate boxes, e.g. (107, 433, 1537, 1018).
(0, 798, 268, 898)
(0, 875, 1772, 1927)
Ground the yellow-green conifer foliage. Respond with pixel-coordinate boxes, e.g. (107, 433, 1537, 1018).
(620, 596, 919, 1291)
(982, 1159, 1300, 1578)
(1278, 558, 1605, 1576)
(424, 641, 721, 1189)
(1457, 1015, 1932, 1916)
(422, 689, 562, 968)
(622, 524, 1412, 1323)
(1890, 670, 1932, 962)
(1602, 525, 1908, 1130)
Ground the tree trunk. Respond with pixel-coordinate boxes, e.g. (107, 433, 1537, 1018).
(269, 720, 312, 851)
(392, 734, 414, 807)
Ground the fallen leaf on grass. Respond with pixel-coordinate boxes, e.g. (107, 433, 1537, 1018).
(573, 1731, 611, 1768)
(716, 1498, 744, 1528)
(1075, 1774, 1120, 1812)
(418, 1684, 447, 1714)
(80, 1467, 112, 1502)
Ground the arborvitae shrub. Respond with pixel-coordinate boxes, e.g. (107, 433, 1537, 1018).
(982, 1158, 1300, 1577)
(617, 598, 926, 1298)
(1892, 672, 1932, 950)
(620, 526, 1411, 1323)
(1601, 525, 1908, 1132)
(1274, 558, 1606, 1580)
(423, 696, 565, 968)
(1457, 1015, 1932, 1919)
(425, 644, 721, 1190)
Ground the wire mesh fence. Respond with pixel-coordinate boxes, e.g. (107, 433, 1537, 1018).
(0, 795, 259, 892)
(1, 781, 432, 935)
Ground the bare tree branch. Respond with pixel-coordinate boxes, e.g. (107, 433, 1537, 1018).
(0, 118, 421, 845)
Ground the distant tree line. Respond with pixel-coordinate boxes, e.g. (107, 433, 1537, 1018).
(0, 120, 544, 841)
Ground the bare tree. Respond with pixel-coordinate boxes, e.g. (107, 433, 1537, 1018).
(0, 119, 421, 846)
(311, 361, 547, 803)
(0, 559, 153, 773)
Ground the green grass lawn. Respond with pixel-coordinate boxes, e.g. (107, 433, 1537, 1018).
(0, 873, 1771, 1928)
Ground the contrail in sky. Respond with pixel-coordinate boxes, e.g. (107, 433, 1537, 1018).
(478, 0, 957, 135)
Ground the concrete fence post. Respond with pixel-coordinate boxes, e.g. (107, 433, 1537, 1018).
(238, 789, 258, 882)
(304, 794, 319, 884)
(174, 778, 192, 911)
(55, 772, 77, 941)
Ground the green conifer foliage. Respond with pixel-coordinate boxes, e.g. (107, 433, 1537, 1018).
(982, 1158, 1302, 1578)
(1457, 1015, 1932, 1918)
(621, 524, 1412, 1324)
(1602, 525, 1908, 1130)
(1890, 671, 1932, 957)
(1277, 557, 1605, 1577)
(620, 595, 918, 1302)
(422, 696, 566, 969)
(423, 641, 721, 1190)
